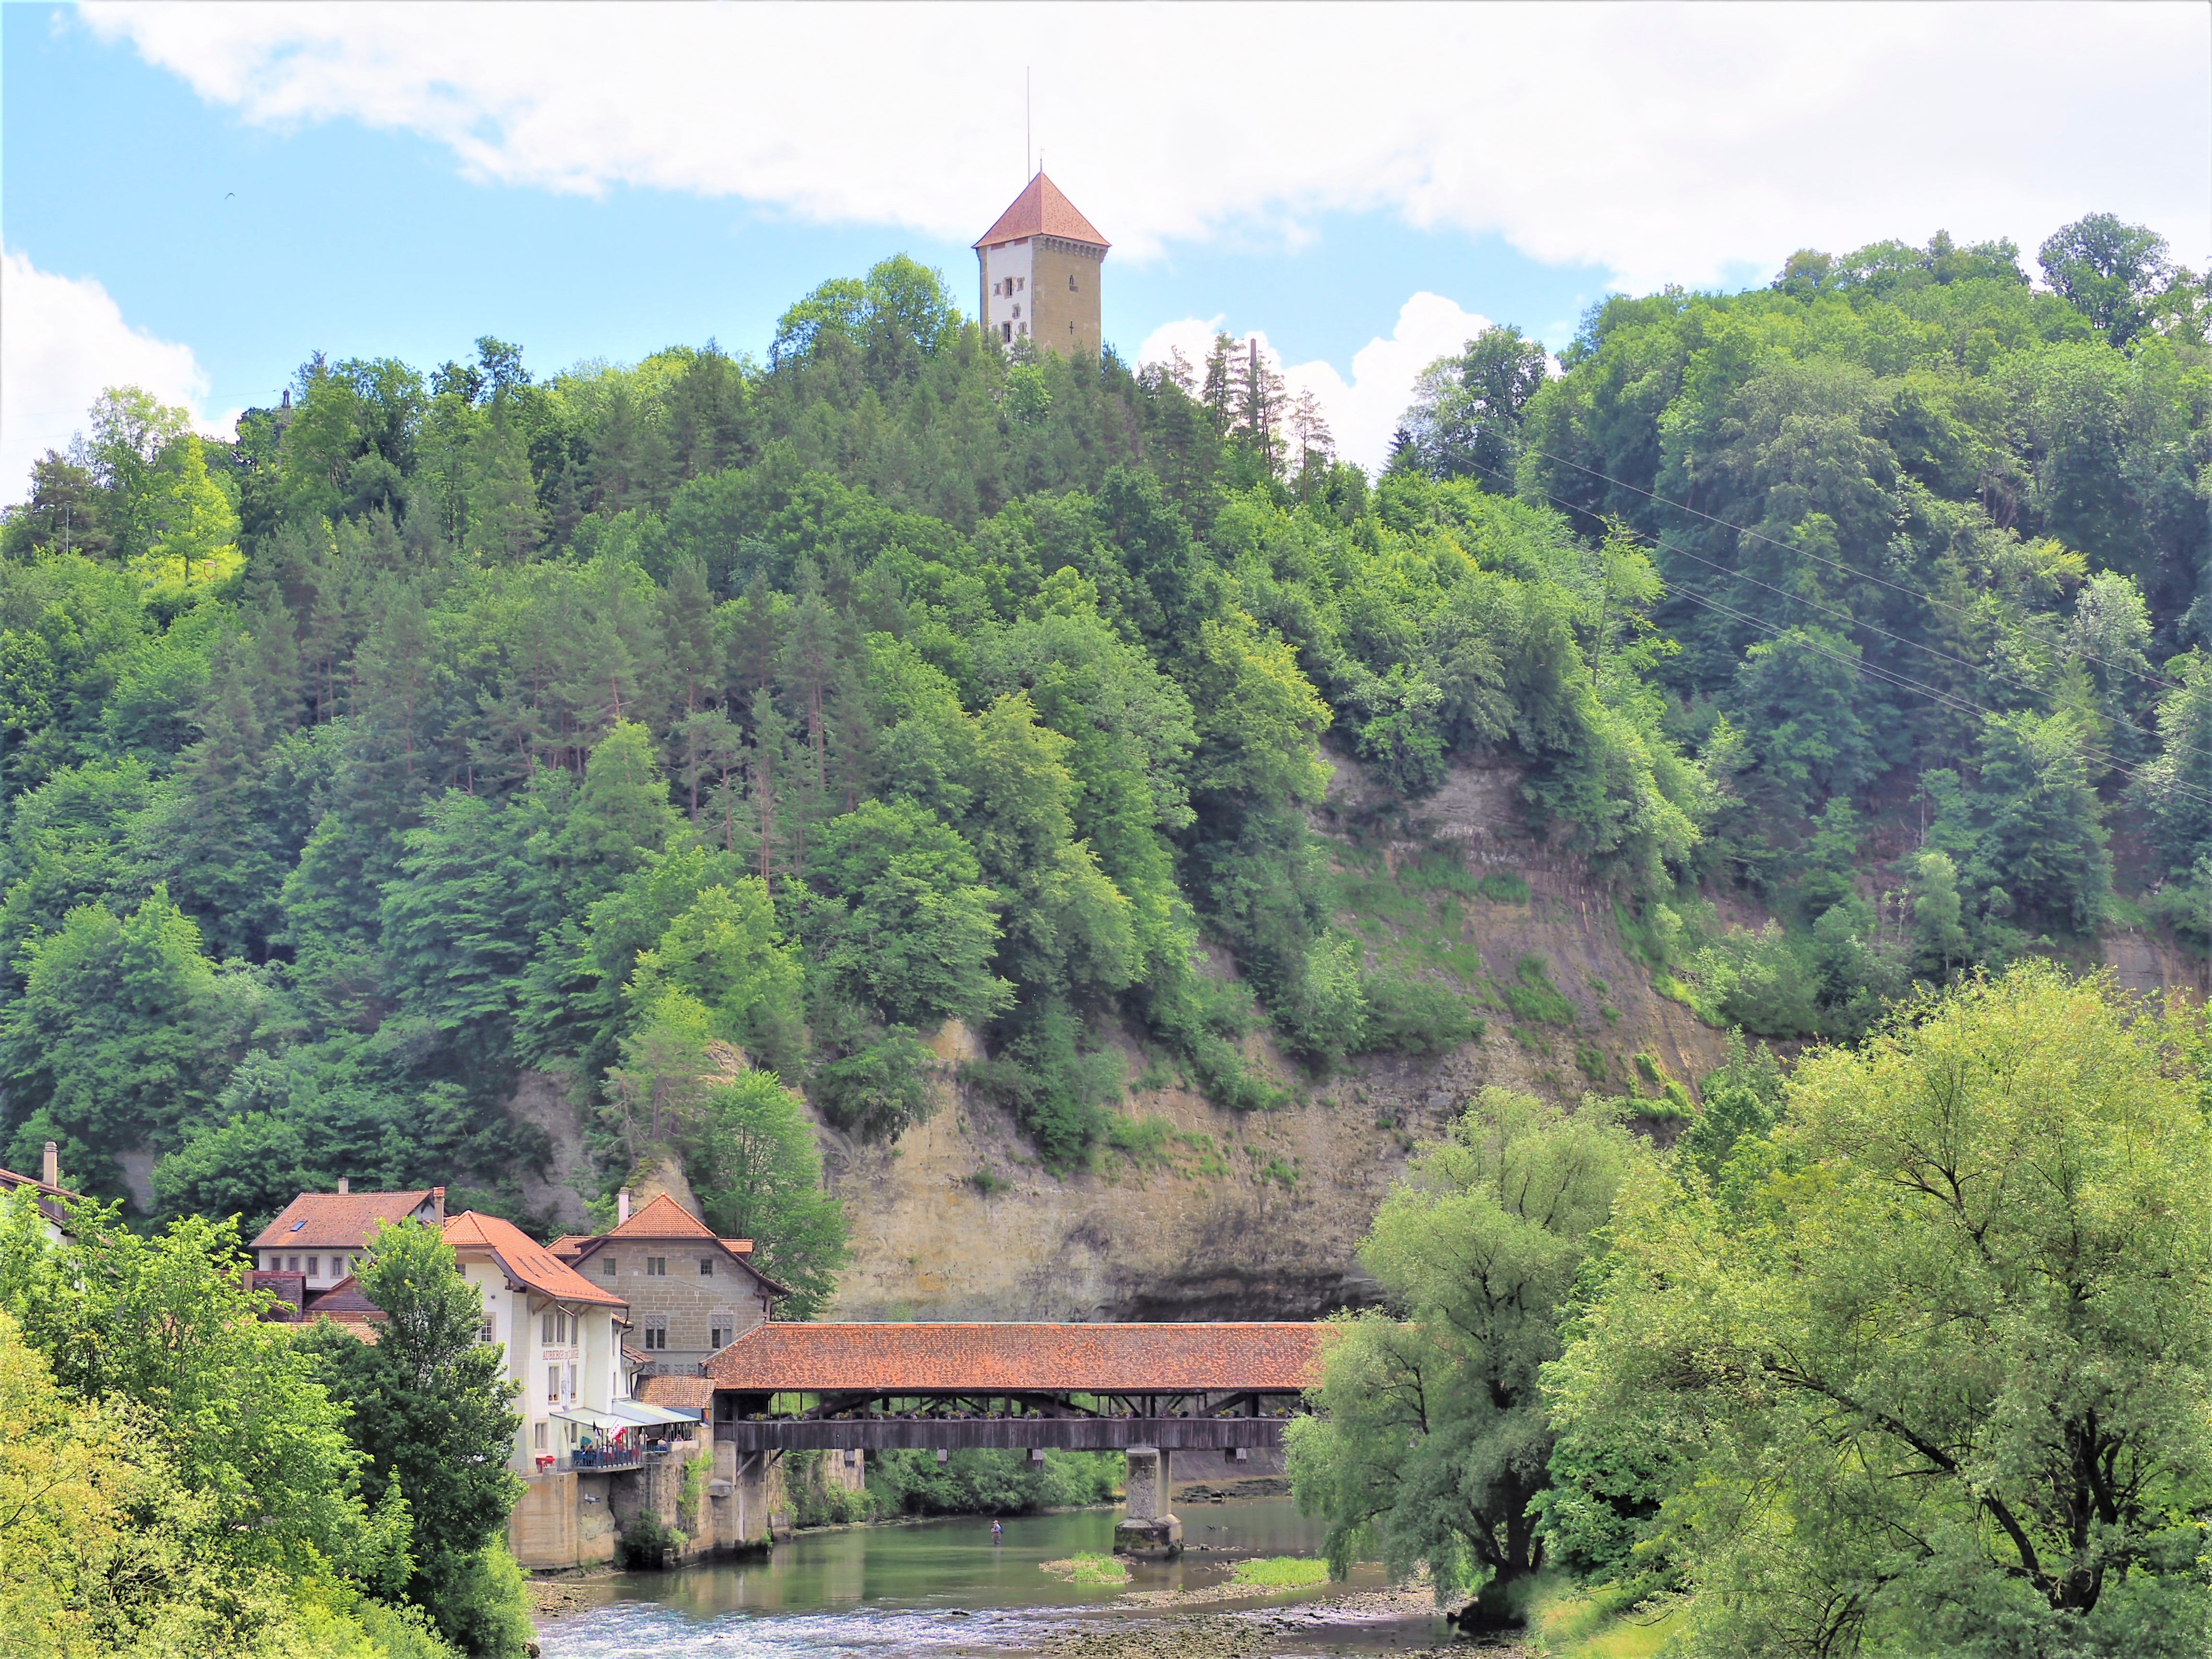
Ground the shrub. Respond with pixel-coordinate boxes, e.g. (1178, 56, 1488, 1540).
(789, 1450, 882, 1527)
(1500, 953, 1574, 1026)
(1690, 924, 1818, 1037)
(1042, 1551, 1129, 1585)
(1358, 974, 1481, 1056)
(963, 1004, 1128, 1165)
(1478, 871, 1532, 904)
(616, 1510, 684, 1570)
(813, 1024, 938, 1139)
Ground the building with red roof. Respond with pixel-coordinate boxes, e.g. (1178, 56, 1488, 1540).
(975, 171, 1107, 357)
(548, 1189, 786, 1369)
(251, 1182, 444, 1296)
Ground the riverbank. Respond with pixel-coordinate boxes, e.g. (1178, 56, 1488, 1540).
(1034, 1583, 1498, 1658)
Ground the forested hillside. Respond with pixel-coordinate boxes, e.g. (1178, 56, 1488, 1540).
(1, 219, 2205, 1262)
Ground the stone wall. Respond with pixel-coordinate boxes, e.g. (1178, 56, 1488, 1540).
(507, 1471, 616, 1570)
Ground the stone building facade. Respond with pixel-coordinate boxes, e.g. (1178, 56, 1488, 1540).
(550, 1191, 786, 1371)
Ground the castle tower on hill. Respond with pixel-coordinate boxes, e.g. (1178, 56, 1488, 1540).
(975, 172, 1109, 358)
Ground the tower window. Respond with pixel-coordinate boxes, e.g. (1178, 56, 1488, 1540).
(1069, 275, 1078, 291)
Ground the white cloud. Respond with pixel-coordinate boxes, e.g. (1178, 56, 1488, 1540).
(0, 250, 217, 498)
(1137, 294, 1491, 471)
(80, 2, 2211, 290)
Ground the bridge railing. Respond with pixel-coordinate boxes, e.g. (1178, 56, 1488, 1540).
(710, 1416, 1291, 1454)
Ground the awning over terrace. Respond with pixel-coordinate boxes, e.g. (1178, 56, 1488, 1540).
(550, 1406, 635, 1433)
(610, 1400, 700, 1426)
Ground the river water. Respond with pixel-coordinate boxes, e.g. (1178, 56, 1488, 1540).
(537, 1498, 1446, 1658)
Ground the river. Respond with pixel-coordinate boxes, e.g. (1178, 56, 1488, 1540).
(536, 1497, 1454, 1657)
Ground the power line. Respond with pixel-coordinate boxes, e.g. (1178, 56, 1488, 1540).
(1451, 449, 2212, 775)
(1527, 445, 2185, 697)
(1634, 514, 2212, 772)
(1655, 575, 2212, 813)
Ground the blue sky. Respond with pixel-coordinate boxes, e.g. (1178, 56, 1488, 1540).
(4, 2, 2206, 485)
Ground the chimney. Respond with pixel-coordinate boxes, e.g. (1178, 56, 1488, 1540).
(431, 1186, 446, 1224)
(618, 1188, 631, 1226)
(337, 1176, 350, 1195)
(43, 1141, 59, 1190)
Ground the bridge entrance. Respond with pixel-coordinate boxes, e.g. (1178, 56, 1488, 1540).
(697, 1322, 1325, 1554)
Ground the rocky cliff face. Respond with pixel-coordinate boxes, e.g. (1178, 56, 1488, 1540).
(513, 750, 2209, 1327)
(821, 752, 1736, 1324)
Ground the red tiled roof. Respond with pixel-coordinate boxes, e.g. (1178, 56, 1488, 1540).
(304, 1275, 389, 1327)
(639, 1374, 714, 1412)
(606, 1193, 716, 1240)
(252, 1190, 436, 1250)
(705, 1323, 1326, 1394)
(444, 1211, 626, 1308)
(562, 1200, 785, 1296)
(974, 173, 1108, 251)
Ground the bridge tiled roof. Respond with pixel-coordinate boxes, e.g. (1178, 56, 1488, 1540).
(704, 1322, 1325, 1394)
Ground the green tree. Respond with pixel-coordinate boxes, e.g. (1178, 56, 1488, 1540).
(301, 1218, 529, 1656)
(813, 798, 1011, 1029)
(2038, 213, 2177, 347)
(1403, 325, 1551, 484)
(1906, 847, 1970, 978)
(0, 1194, 408, 1593)
(0, 885, 216, 1195)
(1288, 1089, 1644, 1615)
(88, 386, 192, 565)
(1547, 965, 2212, 1657)
(624, 878, 804, 1066)
(1969, 709, 2110, 931)
(685, 1069, 850, 1319)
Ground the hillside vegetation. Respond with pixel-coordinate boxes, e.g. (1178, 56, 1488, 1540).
(0, 219, 2205, 1255)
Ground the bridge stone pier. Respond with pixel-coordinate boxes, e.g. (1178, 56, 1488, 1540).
(697, 1322, 1324, 1551)
(1115, 1444, 1179, 1556)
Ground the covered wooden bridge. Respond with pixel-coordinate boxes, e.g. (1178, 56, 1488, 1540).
(693, 1321, 1330, 1552)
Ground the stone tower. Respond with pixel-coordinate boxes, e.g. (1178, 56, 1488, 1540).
(975, 172, 1109, 357)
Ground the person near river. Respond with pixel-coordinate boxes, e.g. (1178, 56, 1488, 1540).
(992, 1519, 1003, 1545)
